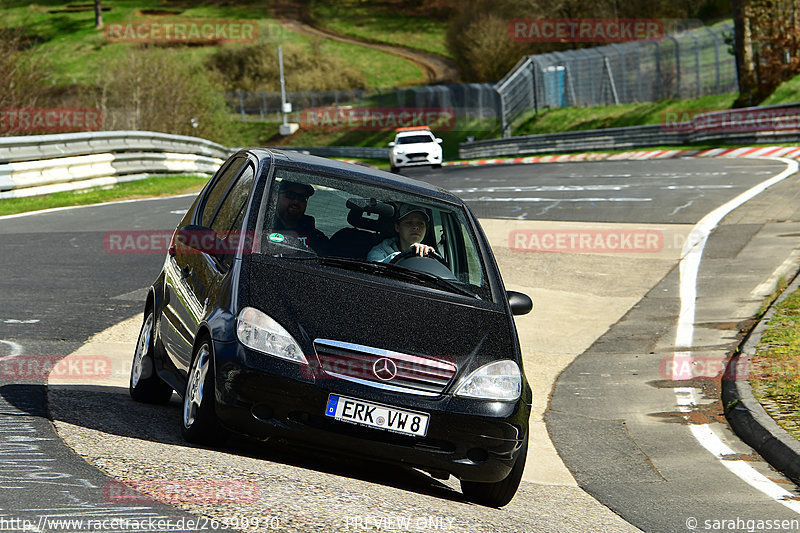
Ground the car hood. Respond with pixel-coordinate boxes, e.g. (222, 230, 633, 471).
(245, 259, 517, 371)
(395, 142, 437, 149)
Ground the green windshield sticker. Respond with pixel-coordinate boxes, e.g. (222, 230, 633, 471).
(268, 233, 285, 243)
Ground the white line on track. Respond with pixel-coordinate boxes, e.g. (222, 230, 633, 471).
(750, 250, 800, 298)
(670, 200, 695, 216)
(452, 184, 734, 193)
(0, 340, 23, 356)
(677, 387, 800, 512)
(0, 193, 198, 221)
(672, 156, 800, 512)
(461, 197, 653, 203)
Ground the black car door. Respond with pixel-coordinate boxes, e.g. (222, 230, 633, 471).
(162, 157, 249, 375)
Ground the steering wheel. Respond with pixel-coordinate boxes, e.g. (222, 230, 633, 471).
(389, 247, 449, 267)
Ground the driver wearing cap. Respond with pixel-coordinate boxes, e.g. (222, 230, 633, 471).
(273, 180, 330, 254)
(367, 203, 436, 263)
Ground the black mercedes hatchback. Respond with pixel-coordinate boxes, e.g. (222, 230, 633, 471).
(130, 148, 533, 507)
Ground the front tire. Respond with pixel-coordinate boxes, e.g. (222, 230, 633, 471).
(460, 433, 528, 507)
(181, 340, 220, 444)
(129, 310, 173, 404)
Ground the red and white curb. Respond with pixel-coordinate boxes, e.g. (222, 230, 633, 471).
(443, 145, 800, 167)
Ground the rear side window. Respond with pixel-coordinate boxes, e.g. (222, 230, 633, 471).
(210, 164, 255, 238)
(201, 157, 247, 228)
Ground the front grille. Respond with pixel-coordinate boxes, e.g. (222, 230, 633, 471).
(313, 339, 456, 396)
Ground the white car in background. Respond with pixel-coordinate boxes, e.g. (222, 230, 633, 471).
(388, 126, 443, 172)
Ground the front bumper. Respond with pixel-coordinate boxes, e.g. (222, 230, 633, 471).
(392, 151, 442, 168)
(213, 340, 530, 482)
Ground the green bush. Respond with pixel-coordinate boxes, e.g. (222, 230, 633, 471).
(445, 1, 531, 82)
(0, 25, 52, 113)
(94, 48, 232, 143)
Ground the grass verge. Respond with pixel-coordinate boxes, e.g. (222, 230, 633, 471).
(750, 279, 800, 441)
(308, 0, 451, 58)
(0, 175, 209, 217)
(513, 94, 740, 136)
(4, 0, 424, 89)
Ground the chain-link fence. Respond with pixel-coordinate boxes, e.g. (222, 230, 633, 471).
(224, 84, 501, 127)
(225, 22, 736, 137)
(394, 84, 500, 121)
(496, 21, 737, 136)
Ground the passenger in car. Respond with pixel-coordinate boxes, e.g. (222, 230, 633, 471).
(273, 180, 330, 254)
(366, 203, 436, 262)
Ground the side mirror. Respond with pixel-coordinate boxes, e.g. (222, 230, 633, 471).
(388, 141, 396, 147)
(172, 225, 229, 257)
(435, 138, 443, 144)
(507, 290, 533, 316)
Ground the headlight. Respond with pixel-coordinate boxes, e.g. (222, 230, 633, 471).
(236, 307, 307, 364)
(453, 360, 521, 400)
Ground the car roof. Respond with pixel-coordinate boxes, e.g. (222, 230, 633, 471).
(395, 130, 434, 138)
(241, 147, 459, 203)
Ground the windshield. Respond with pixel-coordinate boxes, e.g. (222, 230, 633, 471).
(254, 168, 488, 295)
(396, 134, 434, 144)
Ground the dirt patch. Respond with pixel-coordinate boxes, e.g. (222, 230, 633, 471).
(136, 9, 184, 16)
(648, 404, 728, 425)
(647, 378, 726, 425)
(718, 453, 763, 462)
(49, 4, 111, 13)
(696, 320, 756, 332)
(269, 0, 458, 85)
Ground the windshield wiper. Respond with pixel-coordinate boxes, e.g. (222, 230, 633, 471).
(274, 254, 481, 299)
(380, 264, 481, 299)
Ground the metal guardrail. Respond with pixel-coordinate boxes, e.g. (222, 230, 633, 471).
(0, 131, 231, 199)
(0, 132, 391, 199)
(459, 104, 800, 159)
(459, 125, 688, 158)
(272, 146, 389, 159)
(0, 131, 231, 164)
(7, 102, 799, 199)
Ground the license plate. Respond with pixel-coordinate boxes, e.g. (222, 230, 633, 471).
(325, 394, 429, 437)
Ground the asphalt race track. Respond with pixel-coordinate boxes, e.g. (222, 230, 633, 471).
(416, 158, 800, 529)
(0, 197, 236, 532)
(1, 157, 799, 532)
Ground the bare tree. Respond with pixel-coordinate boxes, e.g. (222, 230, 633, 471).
(96, 49, 231, 141)
(94, 0, 103, 30)
(733, 0, 757, 106)
(0, 27, 50, 113)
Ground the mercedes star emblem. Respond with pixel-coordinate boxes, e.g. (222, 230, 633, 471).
(372, 358, 398, 381)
